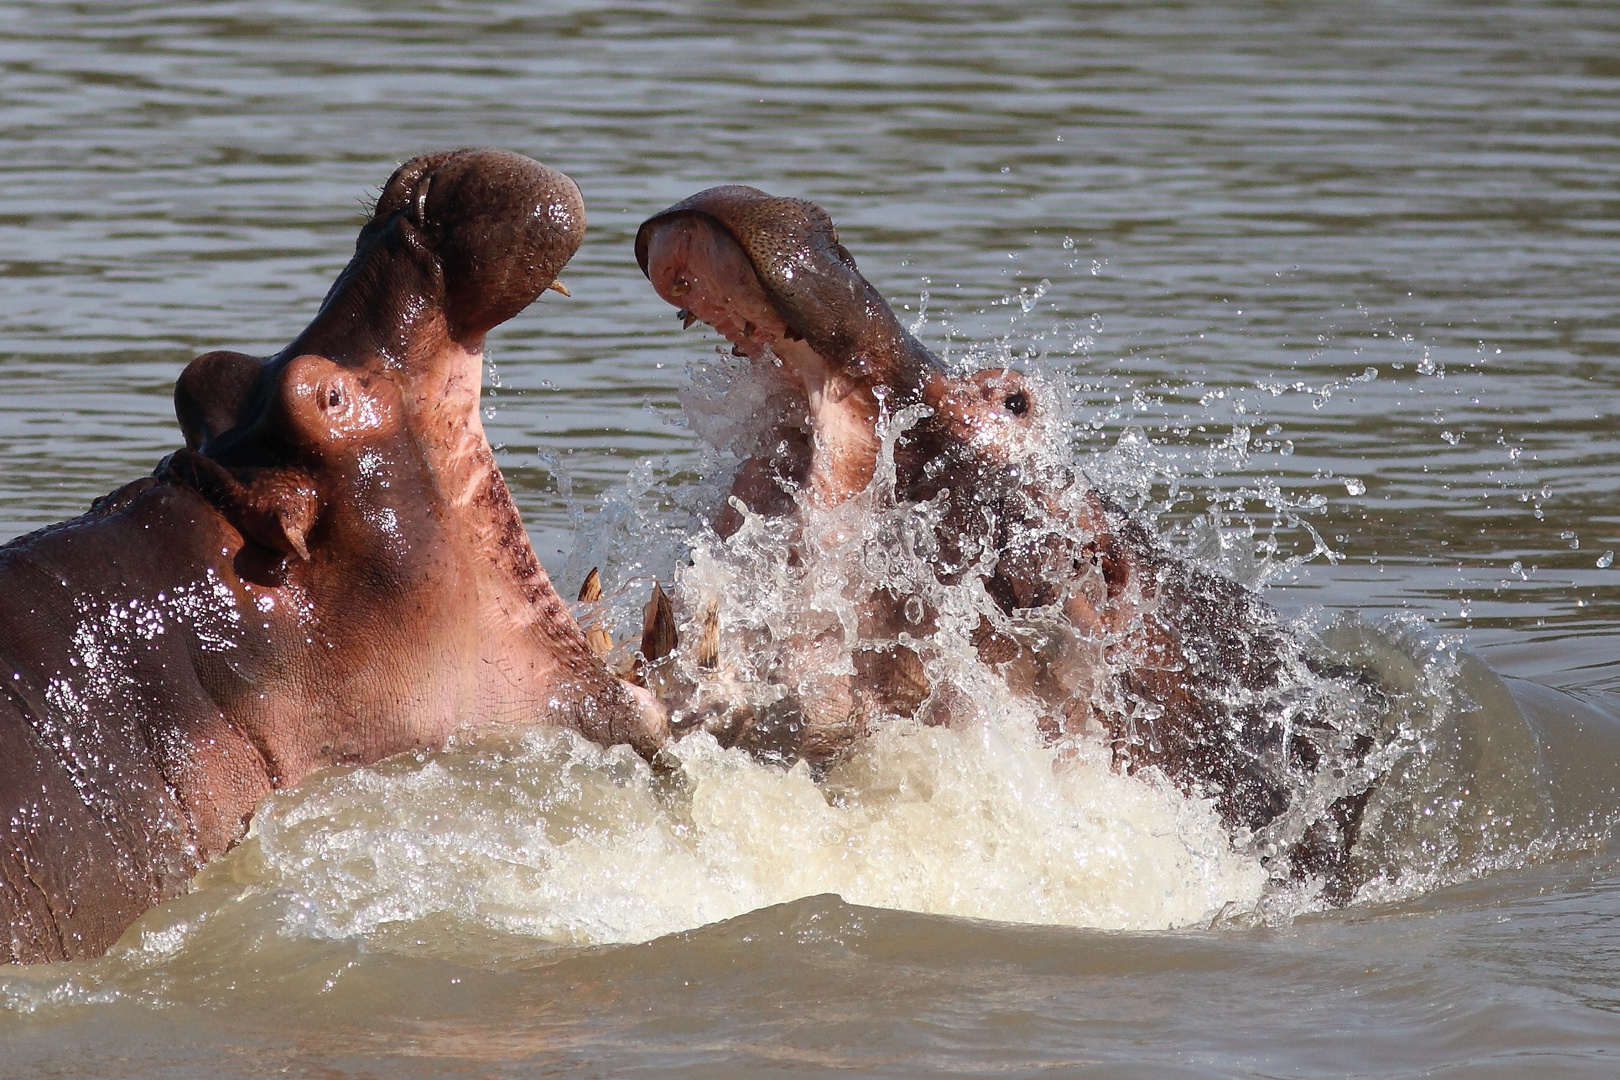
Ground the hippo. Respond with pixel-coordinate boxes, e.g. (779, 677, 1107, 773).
(0, 149, 666, 965)
(634, 186, 1385, 898)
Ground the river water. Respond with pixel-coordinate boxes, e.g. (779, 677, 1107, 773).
(4, 1, 1620, 1076)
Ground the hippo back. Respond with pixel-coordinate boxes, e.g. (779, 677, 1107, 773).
(0, 480, 272, 963)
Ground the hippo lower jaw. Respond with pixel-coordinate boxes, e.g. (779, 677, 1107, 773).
(416, 338, 671, 748)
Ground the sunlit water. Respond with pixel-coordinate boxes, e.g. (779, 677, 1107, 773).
(4, 2, 1620, 1076)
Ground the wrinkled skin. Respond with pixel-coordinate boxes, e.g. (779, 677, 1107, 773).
(0, 149, 665, 964)
(637, 186, 1379, 897)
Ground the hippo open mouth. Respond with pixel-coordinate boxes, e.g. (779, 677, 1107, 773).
(0, 149, 664, 965)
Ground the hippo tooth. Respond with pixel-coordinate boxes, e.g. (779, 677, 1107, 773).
(695, 597, 720, 671)
(577, 568, 614, 656)
(629, 591, 669, 687)
(578, 567, 603, 603)
(547, 280, 571, 297)
(586, 627, 614, 657)
(639, 583, 677, 668)
(678, 309, 698, 329)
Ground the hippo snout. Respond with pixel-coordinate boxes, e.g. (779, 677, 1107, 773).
(369, 148, 586, 343)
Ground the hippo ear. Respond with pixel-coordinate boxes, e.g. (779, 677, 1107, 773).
(159, 450, 321, 562)
(234, 467, 322, 561)
(175, 351, 266, 451)
(278, 353, 399, 449)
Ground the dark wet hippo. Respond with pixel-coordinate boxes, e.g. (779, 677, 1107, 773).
(636, 186, 1382, 897)
(0, 149, 666, 964)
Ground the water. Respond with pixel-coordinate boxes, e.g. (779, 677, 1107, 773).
(4, 1, 1620, 1075)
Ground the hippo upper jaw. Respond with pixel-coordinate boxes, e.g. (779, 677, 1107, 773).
(640, 212, 883, 508)
(310, 147, 586, 360)
(637, 189, 1052, 531)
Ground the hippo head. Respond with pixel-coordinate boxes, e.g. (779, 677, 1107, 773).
(160, 149, 664, 773)
(635, 187, 1052, 523)
(632, 187, 1104, 769)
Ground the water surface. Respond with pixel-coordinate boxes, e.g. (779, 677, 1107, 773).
(3, 1, 1620, 1076)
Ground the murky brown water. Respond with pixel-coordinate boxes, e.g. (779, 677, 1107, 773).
(4, 1, 1620, 1076)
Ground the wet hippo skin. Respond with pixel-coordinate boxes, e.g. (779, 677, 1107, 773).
(637, 187, 1381, 898)
(0, 149, 666, 964)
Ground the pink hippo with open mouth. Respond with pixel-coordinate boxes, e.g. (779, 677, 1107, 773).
(0, 149, 665, 964)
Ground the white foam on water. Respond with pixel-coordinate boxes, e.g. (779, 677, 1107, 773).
(230, 715, 1265, 949)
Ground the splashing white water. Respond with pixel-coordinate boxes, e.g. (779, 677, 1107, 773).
(224, 719, 1264, 946)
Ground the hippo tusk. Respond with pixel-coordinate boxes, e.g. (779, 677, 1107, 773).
(278, 513, 312, 563)
(577, 567, 615, 657)
(578, 567, 603, 603)
(640, 582, 677, 663)
(695, 596, 720, 671)
(547, 279, 571, 297)
(629, 582, 677, 688)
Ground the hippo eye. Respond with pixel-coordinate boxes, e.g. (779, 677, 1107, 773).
(1003, 390, 1029, 416)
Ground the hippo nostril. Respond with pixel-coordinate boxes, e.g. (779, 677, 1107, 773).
(327, 387, 342, 409)
(1004, 391, 1029, 416)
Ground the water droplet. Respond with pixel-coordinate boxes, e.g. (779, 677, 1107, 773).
(1599, 551, 1614, 569)
(1344, 478, 1366, 496)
